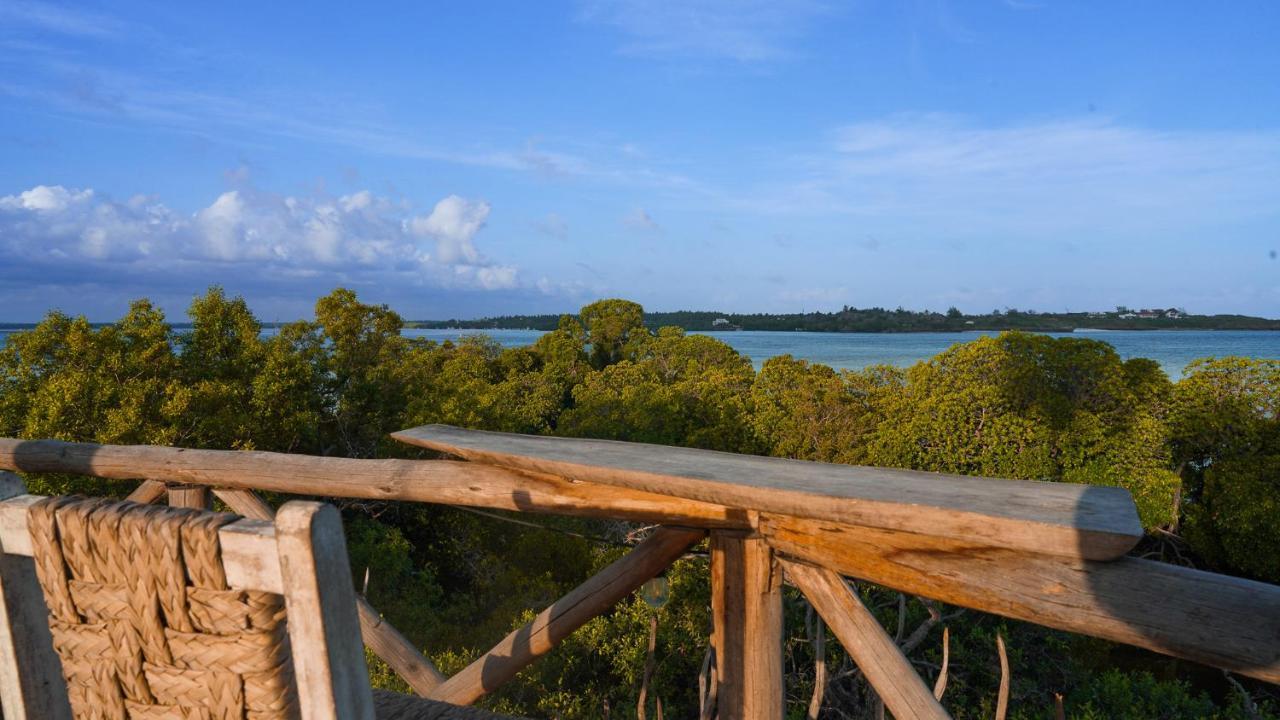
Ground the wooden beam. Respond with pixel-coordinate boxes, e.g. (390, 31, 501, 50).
(125, 479, 166, 504)
(214, 487, 448, 694)
(784, 560, 950, 720)
(214, 488, 275, 520)
(710, 532, 783, 720)
(355, 600, 447, 696)
(393, 424, 1142, 561)
(0, 473, 72, 720)
(0, 438, 747, 528)
(760, 515, 1280, 685)
(430, 527, 704, 705)
(276, 502, 376, 720)
(168, 483, 212, 510)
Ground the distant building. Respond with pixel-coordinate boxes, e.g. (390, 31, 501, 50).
(1118, 313, 1138, 319)
(1165, 309, 1184, 319)
(712, 318, 732, 327)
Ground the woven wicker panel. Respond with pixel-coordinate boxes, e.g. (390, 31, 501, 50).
(28, 497, 299, 720)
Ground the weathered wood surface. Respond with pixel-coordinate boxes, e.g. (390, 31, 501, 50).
(125, 479, 167, 504)
(0, 473, 73, 720)
(430, 527, 704, 705)
(761, 515, 1280, 684)
(784, 560, 950, 720)
(168, 483, 212, 510)
(214, 486, 448, 694)
(0, 438, 748, 528)
(393, 425, 1142, 561)
(710, 532, 783, 720)
(276, 502, 377, 720)
(214, 488, 275, 520)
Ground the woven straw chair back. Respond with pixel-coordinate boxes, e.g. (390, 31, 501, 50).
(28, 496, 299, 720)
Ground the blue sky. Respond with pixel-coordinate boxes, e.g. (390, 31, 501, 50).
(1, 0, 1278, 321)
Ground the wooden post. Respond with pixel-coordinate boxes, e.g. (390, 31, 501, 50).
(0, 472, 73, 720)
(710, 531, 783, 720)
(276, 502, 376, 720)
(168, 483, 212, 510)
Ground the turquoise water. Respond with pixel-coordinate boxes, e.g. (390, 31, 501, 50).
(3, 327, 1278, 377)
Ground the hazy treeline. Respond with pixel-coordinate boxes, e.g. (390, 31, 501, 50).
(412, 306, 1280, 333)
(1, 288, 1277, 719)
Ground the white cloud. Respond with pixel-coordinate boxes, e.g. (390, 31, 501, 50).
(579, 0, 831, 62)
(0, 184, 94, 212)
(624, 207, 661, 232)
(408, 195, 490, 265)
(0, 184, 517, 291)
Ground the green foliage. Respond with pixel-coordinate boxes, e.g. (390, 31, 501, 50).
(867, 333, 1180, 528)
(578, 298, 645, 369)
(1172, 358, 1280, 580)
(316, 288, 410, 457)
(484, 554, 711, 719)
(559, 328, 758, 451)
(3, 289, 1276, 717)
(751, 355, 899, 463)
(169, 287, 266, 449)
(1062, 670, 1269, 720)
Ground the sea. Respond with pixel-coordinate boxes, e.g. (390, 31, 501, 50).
(3, 326, 1278, 378)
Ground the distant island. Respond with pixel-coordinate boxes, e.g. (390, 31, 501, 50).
(409, 306, 1280, 333)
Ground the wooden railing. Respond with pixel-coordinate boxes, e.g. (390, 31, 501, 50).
(1, 425, 1278, 720)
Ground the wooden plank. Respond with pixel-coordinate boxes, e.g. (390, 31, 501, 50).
(168, 483, 212, 510)
(275, 502, 376, 720)
(221, 519, 284, 593)
(355, 599, 446, 695)
(0, 495, 41, 557)
(0, 473, 73, 720)
(0, 438, 747, 528)
(125, 479, 167, 504)
(215, 487, 447, 694)
(760, 514, 1280, 685)
(710, 532, 782, 720)
(430, 527, 704, 705)
(784, 560, 950, 720)
(214, 488, 275, 520)
(392, 425, 1142, 561)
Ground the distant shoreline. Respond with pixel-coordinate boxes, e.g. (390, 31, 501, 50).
(6, 323, 1280, 334)
(403, 307, 1280, 334)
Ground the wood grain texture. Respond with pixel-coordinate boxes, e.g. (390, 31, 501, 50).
(275, 501, 377, 720)
(0, 438, 748, 528)
(784, 560, 949, 720)
(0, 473, 73, 720)
(214, 488, 275, 520)
(356, 600, 446, 695)
(393, 425, 1141, 561)
(430, 527, 704, 706)
(167, 483, 212, 510)
(711, 532, 783, 720)
(124, 479, 167, 504)
(761, 514, 1280, 684)
(220, 519, 283, 593)
(214, 487, 447, 694)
